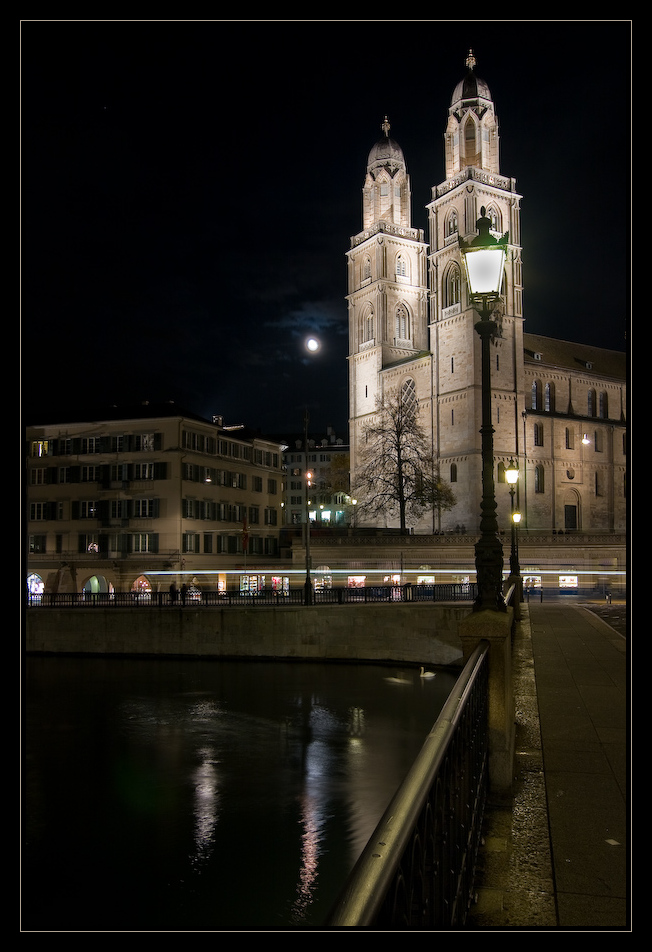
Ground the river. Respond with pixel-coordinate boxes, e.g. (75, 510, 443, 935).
(23, 655, 458, 932)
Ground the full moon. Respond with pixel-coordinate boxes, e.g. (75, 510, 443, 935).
(306, 337, 320, 352)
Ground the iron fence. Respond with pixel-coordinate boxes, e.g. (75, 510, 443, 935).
(325, 642, 489, 928)
(26, 583, 478, 609)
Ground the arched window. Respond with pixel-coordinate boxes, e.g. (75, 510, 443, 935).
(534, 422, 544, 447)
(464, 117, 477, 164)
(534, 465, 545, 493)
(565, 427, 574, 450)
(363, 256, 371, 281)
(400, 378, 418, 423)
(588, 389, 597, 417)
(396, 253, 408, 278)
(450, 462, 458, 483)
(363, 307, 374, 343)
(396, 304, 409, 340)
(545, 382, 555, 412)
(486, 205, 502, 233)
(531, 381, 542, 410)
(599, 391, 609, 418)
(443, 264, 461, 308)
(446, 210, 458, 237)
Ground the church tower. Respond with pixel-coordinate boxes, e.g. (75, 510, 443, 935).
(346, 118, 429, 482)
(346, 51, 626, 540)
(426, 51, 524, 532)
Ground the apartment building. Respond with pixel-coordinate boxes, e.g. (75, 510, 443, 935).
(25, 404, 285, 597)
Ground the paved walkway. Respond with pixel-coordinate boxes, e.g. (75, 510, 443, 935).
(467, 601, 629, 931)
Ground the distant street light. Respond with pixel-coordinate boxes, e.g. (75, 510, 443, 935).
(505, 459, 522, 589)
(460, 206, 509, 612)
(304, 408, 313, 605)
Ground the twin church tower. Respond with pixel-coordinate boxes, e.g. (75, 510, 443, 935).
(346, 51, 626, 535)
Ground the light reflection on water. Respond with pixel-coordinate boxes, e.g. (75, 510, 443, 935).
(23, 656, 457, 931)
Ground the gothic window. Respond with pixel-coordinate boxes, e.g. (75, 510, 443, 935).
(534, 422, 544, 446)
(396, 304, 409, 340)
(361, 306, 374, 343)
(450, 463, 458, 482)
(401, 378, 418, 419)
(443, 264, 461, 308)
(534, 465, 545, 493)
(446, 210, 458, 237)
(545, 382, 555, 412)
(565, 427, 574, 450)
(531, 380, 542, 410)
(396, 253, 408, 278)
(464, 117, 477, 164)
(486, 205, 502, 233)
(599, 391, 609, 418)
(588, 389, 597, 416)
(363, 256, 371, 281)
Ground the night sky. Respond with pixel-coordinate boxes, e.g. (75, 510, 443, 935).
(21, 20, 631, 436)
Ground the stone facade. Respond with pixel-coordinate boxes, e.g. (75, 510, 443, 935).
(347, 53, 626, 536)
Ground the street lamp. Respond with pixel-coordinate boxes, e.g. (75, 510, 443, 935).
(460, 206, 509, 612)
(303, 407, 313, 605)
(505, 458, 522, 587)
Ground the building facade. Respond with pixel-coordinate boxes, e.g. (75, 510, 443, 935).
(347, 52, 627, 536)
(281, 427, 351, 528)
(25, 406, 286, 597)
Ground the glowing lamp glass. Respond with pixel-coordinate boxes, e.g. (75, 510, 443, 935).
(512, 511, 522, 524)
(464, 246, 506, 296)
(505, 461, 519, 485)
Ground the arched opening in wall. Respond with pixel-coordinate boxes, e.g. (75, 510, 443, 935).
(485, 204, 502, 233)
(443, 263, 461, 309)
(27, 573, 44, 597)
(401, 377, 418, 419)
(132, 575, 152, 595)
(82, 575, 114, 596)
(314, 565, 332, 591)
(395, 303, 410, 342)
(563, 488, 581, 532)
(463, 116, 478, 166)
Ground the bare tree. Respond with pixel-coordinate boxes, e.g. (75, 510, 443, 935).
(353, 383, 456, 533)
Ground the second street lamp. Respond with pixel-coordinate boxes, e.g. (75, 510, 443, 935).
(505, 458, 522, 586)
(460, 207, 509, 612)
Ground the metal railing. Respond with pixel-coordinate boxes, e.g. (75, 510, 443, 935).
(25, 583, 478, 609)
(325, 642, 489, 928)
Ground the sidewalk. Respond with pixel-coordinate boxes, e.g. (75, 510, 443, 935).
(467, 601, 629, 931)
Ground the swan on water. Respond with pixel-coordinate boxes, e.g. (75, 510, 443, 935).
(384, 675, 411, 684)
(419, 666, 436, 679)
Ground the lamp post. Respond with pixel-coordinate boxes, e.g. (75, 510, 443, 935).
(505, 458, 522, 588)
(303, 407, 313, 605)
(460, 207, 509, 612)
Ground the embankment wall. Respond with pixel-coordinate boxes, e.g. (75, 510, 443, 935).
(25, 603, 469, 667)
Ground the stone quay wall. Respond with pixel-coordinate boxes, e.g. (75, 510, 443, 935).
(25, 603, 469, 668)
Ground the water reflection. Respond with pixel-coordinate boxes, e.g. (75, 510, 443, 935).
(190, 747, 220, 871)
(23, 657, 457, 931)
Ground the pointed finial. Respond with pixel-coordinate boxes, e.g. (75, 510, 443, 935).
(381, 116, 391, 137)
(466, 49, 476, 71)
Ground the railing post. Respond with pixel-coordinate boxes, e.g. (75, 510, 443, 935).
(457, 608, 515, 798)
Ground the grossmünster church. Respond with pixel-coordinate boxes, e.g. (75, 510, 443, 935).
(347, 52, 626, 536)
